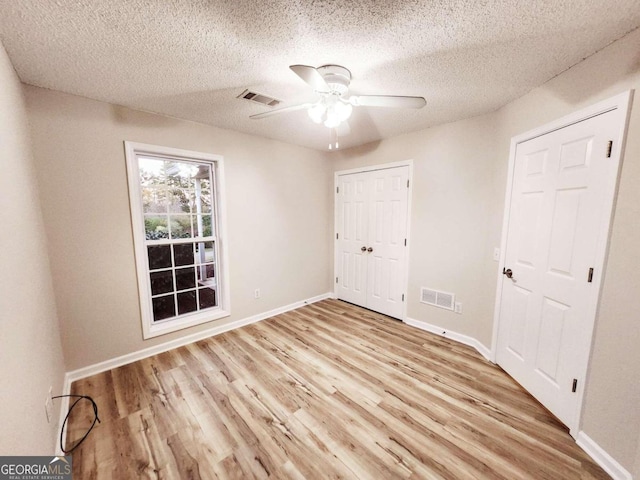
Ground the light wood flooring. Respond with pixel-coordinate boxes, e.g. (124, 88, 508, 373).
(67, 299, 610, 479)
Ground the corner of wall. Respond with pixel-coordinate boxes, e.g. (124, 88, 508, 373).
(404, 317, 492, 362)
(0, 40, 67, 455)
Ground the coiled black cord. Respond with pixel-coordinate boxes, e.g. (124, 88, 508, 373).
(52, 394, 100, 454)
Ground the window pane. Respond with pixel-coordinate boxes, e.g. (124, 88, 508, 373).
(197, 264, 215, 286)
(191, 191, 211, 214)
(199, 176, 212, 199)
(177, 290, 197, 315)
(173, 243, 194, 266)
(166, 161, 197, 189)
(149, 270, 174, 295)
(195, 241, 215, 264)
(175, 267, 196, 290)
(145, 215, 169, 240)
(139, 158, 165, 187)
(196, 214, 214, 237)
(193, 215, 205, 237)
(152, 294, 175, 322)
(199, 287, 217, 309)
(142, 188, 167, 214)
(191, 172, 212, 214)
(147, 245, 172, 270)
(170, 215, 193, 239)
(168, 188, 191, 214)
(195, 165, 211, 180)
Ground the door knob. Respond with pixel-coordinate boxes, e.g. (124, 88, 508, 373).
(503, 268, 513, 279)
(361, 246, 367, 252)
(367, 247, 373, 253)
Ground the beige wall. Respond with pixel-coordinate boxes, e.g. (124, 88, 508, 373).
(0, 42, 66, 453)
(332, 27, 640, 476)
(25, 87, 334, 372)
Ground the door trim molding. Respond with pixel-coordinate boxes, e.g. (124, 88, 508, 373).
(490, 90, 634, 435)
(334, 160, 414, 320)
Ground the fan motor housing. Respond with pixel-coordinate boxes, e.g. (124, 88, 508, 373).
(318, 64, 351, 96)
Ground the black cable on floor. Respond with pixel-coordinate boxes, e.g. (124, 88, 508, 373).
(52, 394, 101, 454)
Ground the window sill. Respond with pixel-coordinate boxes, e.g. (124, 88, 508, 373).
(143, 308, 231, 339)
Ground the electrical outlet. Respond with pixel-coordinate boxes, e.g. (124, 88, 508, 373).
(493, 247, 500, 262)
(45, 386, 53, 423)
(454, 302, 462, 314)
(254, 288, 261, 299)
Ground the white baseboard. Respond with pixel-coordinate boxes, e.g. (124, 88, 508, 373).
(65, 292, 332, 383)
(576, 432, 632, 480)
(404, 317, 492, 362)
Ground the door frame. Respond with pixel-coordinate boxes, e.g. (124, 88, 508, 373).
(490, 91, 633, 436)
(334, 160, 414, 320)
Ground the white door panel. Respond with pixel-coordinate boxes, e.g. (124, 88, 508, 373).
(497, 109, 621, 426)
(337, 175, 368, 307)
(366, 168, 408, 318)
(336, 166, 409, 319)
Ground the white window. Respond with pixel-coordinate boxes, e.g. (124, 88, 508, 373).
(124, 142, 230, 338)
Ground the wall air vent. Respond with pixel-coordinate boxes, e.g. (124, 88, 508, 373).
(420, 287, 455, 311)
(237, 89, 281, 107)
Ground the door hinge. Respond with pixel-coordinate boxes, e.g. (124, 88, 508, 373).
(407, 179, 410, 188)
(336, 186, 339, 194)
(336, 233, 339, 240)
(606, 140, 613, 158)
(588, 267, 594, 283)
(404, 238, 407, 246)
(402, 294, 405, 302)
(336, 277, 338, 284)
(572, 378, 578, 393)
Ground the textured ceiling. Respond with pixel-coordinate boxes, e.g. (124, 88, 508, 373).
(1, 1, 639, 151)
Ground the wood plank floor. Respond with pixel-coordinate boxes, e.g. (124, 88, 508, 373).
(66, 299, 610, 479)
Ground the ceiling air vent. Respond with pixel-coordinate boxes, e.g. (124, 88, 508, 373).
(238, 89, 281, 107)
(420, 287, 455, 311)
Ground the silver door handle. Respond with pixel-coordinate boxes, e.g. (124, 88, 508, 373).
(503, 268, 515, 280)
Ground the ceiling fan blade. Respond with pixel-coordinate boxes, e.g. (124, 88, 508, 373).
(349, 95, 426, 109)
(290, 65, 331, 93)
(250, 103, 314, 119)
(337, 120, 351, 137)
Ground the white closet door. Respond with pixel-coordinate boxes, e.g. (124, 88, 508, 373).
(336, 166, 409, 319)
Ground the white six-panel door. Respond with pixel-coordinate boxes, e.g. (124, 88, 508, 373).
(336, 166, 409, 319)
(496, 108, 622, 428)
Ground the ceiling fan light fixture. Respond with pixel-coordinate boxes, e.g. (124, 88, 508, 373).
(324, 112, 341, 129)
(334, 100, 353, 122)
(313, 95, 352, 129)
(308, 102, 325, 123)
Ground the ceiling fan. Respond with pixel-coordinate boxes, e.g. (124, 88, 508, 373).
(250, 64, 426, 147)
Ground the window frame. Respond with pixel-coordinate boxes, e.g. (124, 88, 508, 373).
(124, 141, 230, 339)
